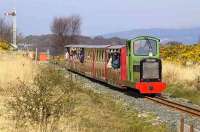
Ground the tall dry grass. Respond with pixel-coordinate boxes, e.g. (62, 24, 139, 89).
(163, 61, 200, 105)
(0, 52, 38, 89)
(163, 61, 200, 90)
(0, 51, 38, 131)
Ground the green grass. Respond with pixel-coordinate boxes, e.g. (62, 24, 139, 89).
(62, 88, 168, 132)
(165, 83, 200, 105)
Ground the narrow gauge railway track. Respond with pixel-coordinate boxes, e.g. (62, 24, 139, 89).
(145, 96, 200, 118)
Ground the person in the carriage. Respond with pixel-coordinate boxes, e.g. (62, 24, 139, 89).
(112, 50, 120, 69)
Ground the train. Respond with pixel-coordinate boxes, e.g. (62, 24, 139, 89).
(64, 36, 166, 94)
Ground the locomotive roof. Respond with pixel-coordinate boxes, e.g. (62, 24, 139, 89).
(129, 36, 160, 42)
(65, 44, 110, 48)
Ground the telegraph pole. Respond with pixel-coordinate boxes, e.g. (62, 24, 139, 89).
(4, 9, 17, 49)
(13, 9, 17, 48)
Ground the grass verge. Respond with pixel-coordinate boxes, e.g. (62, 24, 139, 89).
(163, 62, 200, 105)
(165, 83, 200, 105)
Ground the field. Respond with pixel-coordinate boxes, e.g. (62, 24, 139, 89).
(0, 51, 38, 131)
(0, 51, 168, 131)
(161, 44, 200, 105)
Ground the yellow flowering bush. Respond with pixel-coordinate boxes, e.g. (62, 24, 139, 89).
(0, 40, 10, 50)
(160, 44, 200, 64)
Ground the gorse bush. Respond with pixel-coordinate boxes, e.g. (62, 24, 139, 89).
(0, 40, 10, 50)
(160, 44, 200, 65)
(8, 66, 78, 131)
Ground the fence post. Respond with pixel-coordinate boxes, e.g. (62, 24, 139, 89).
(197, 76, 200, 91)
(35, 48, 38, 64)
(180, 116, 184, 132)
(190, 124, 194, 132)
(47, 49, 50, 62)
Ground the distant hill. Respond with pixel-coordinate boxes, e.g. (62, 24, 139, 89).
(21, 35, 125, 46)
(103, 28, 200, 44)
(20, 34, 125, 55)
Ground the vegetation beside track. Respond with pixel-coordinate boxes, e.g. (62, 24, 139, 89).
(164, 83, 200, 105)
(0, 52, 169, 131)
(161, 44, 200, 105)
(160, 44, 200, 65)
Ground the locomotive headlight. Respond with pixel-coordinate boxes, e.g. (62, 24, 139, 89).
(149, 52, 153, 57)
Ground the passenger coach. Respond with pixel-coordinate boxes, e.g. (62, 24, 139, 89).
(64, 36, 166, 94)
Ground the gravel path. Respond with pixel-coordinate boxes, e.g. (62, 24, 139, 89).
(63, 69, 200, 131)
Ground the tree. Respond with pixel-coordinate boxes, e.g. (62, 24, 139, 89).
(51, 15, 81, 52)
(0, 17, 12, 43)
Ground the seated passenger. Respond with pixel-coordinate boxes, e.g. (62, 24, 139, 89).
(79, 49, 84, 63)
(65, 51, 69, 60)
(112, 52, 120, 69)
(107, 57, 112, 68)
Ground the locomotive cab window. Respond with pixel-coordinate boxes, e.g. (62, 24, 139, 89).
(133, 39, 157, 56)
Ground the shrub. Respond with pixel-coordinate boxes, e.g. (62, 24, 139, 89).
(8, 66, 78, 131)
(160, 44, 200, 65)
(0, 40, 10, 50)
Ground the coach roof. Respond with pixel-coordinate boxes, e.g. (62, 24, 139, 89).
(65, 44, 110, 48)
(108, 45, 125, 49)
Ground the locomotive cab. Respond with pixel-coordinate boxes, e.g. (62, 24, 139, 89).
(126, 36, 166, 94)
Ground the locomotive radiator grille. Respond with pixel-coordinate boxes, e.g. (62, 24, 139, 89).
(142, 61, 160, 80)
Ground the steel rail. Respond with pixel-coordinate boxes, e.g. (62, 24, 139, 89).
(145, 96, 200, 118)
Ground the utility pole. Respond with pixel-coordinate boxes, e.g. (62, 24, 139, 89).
(13, 9, 17, 48)
(4, 9, 17, 49)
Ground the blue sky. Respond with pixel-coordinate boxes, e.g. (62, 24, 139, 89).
(0, 0, 200, 36)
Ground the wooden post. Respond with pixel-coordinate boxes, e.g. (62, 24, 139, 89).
(47, 49, 50, 62)
(35, 48, 38, 64)
(180, 116, 184, 132)
(190, 124, 194, 132)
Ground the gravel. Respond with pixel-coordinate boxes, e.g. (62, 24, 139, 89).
(63, 69, 200, 131)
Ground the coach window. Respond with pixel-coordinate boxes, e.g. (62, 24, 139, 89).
(99, 50, 101, 61)
(99, 50, 102, 61)
(101, 50, 103, 61)
(107, 50, 112, 68)
(112, 49, 120, 69)
(79, 48, 85, 63)
(97, 50, 99, 62)
(98, 50, 101, 61)
(102, 50, 104, 61)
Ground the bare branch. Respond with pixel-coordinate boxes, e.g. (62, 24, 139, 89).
(50, 15, 81, 53)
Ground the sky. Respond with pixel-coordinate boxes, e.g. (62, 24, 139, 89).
(0, 0, 200, 36)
